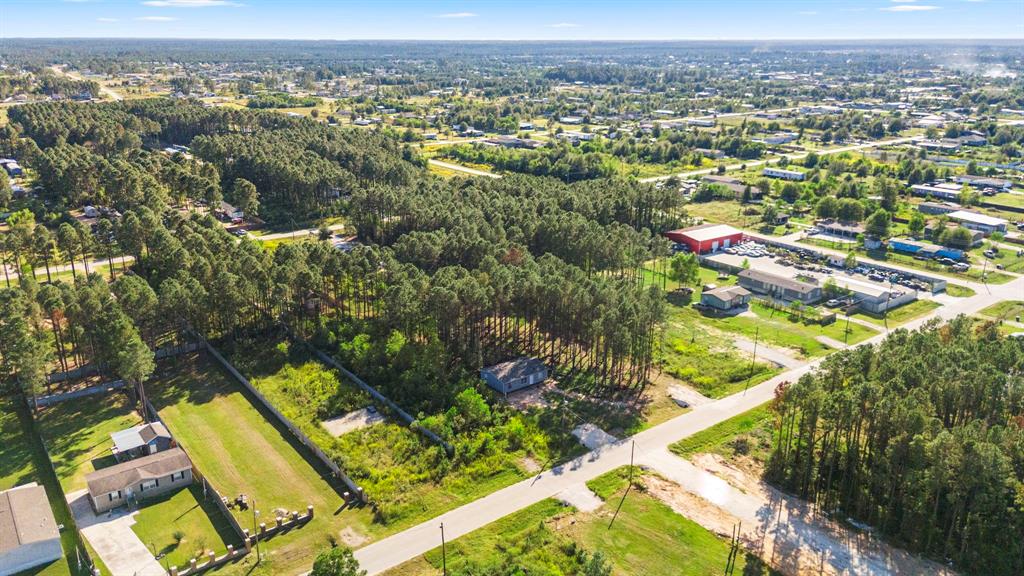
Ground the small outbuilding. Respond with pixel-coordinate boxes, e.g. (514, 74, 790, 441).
(110, 422, 174, 461)
(0, 483, 63, 576)
(480, 357, 548, 397)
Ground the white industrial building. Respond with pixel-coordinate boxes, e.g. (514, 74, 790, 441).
(946, 210, 1008, 235)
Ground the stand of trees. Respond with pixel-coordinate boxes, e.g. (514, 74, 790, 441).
(767, 318, 1024, 576)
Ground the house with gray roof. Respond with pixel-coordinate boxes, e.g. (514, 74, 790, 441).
(480, 357, 548, 397)
(85, 447, 192, 513)
(0, 483, 62, 576)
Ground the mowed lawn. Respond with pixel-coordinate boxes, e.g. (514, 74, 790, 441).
(130, 484, 242, 570)
(385, 468, 778, 576)
(1, 397, 105, 576)
(849, 298, 942, 328)
(36, 392, 143, 494)
(148, 352, 378, 576)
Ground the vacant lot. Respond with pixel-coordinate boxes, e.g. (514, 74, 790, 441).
(384, 467, 778, 576)
(223, 337, 582, 532)
(148, 352, 378, 575)
(671, 403, 775, 467)
(1, 397, 103, 576)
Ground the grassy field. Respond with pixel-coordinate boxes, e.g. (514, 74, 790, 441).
(978, 300, 1024, 321)
(945, 283, 976, 298)
(1, 396, 106, 576)
(666, 299, 876, 360)
(384, 468, 777, 576)
(849, 298, 941, 328)
(685, 200, 762, 229)
(148, 352, 378, 576)
(670, 403, 775, 463)
(130, 484, 241, 570)
(36, 393, 143, 493)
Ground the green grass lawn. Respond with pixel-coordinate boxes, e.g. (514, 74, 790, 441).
(36, 393, 143, 493)
(384, 468, 777, 576)
(667, 299, 876, 360)
(130, 484, 242, 570)
(945, 284, 976, 298)
(849, 298, 941, 328)
(575, 470, 778, 576)
(1, 397, 107, 576)
(670, 403, 775, 462)
(978, 300, 1024, 321)
(148, 352, 377, 576)
(685, 200, 762, 230)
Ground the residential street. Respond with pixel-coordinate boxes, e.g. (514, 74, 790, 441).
(354, 273, 1024, 574)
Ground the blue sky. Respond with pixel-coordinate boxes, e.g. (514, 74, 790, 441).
(1, 0, 1022, 40)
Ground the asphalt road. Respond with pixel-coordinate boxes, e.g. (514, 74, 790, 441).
(353, 272, 1024, 574)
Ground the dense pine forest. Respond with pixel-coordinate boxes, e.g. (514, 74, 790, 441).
(767, 318, 1024, 576)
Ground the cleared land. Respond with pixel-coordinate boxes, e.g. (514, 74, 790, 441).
(383, 468, 778, 576)
(147, 352, 377, 576)
(849, 298, 942, 327)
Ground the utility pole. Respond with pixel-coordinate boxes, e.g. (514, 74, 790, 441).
(745, 326, 759, 394)
(252, 500, 261, 563)
(609, 441, 636, 530)
(440, 522, 447, 576)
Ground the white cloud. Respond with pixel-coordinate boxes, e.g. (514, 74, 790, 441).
(890, 0, 919, 3)
(135, 16, 179, 21)
(880, 4, 940, 11)
(142, 0, 241, 7)
(96, 17, 119, 22)
(438, 12, 476, 18)
(546, 22, 581, 28)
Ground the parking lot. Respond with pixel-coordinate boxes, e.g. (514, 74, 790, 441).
(705, 240, 937, 308)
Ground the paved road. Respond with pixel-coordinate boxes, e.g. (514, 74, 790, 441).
(638, 136, 922, 183)
(354, 273, 1023, 574)
(427, 159, 501, 178)
(247, 223, 347, 241)
(51, 66, 124, 101)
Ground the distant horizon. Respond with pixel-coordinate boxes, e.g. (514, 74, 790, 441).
(4, 37, 1024, 42)
(3, 0, 1022, 41)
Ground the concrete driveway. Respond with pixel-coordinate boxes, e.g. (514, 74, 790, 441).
(67, 490, 165, 576)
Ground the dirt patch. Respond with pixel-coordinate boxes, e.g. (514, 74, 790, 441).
(644, 475, 740, 538)
(339, 526, 368, 548)
(505, 381, 552, 411)
(691, 453, 763, 495)
(519, 456, 542, 474)
(321, 407, 385, 437)
(645, 453, 957, 576)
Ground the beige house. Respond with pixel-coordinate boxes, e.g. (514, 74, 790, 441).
(85, 447, 193, 514)
(0, 483, 63, 576)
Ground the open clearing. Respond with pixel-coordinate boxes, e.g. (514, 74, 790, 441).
(382, 468, 777, 576)
(148, 352, 378, 576)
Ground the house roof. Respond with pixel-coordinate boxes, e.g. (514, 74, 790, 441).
(0, 483, 59, 553)
(738, 269, 819, 295)
(86, 447, 191, 497)
(947, 210, 1007, 227)
(816, 219, 865, 235)
(669, 223, 742, 243)
(482, 357, 546, 383)
(111, 422, 171, 454)
(702, 285, 751, 302)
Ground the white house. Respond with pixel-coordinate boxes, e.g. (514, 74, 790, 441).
(762, 167, 805, 181)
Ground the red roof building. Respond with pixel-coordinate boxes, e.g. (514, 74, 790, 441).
(665, 224, 744, 254)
